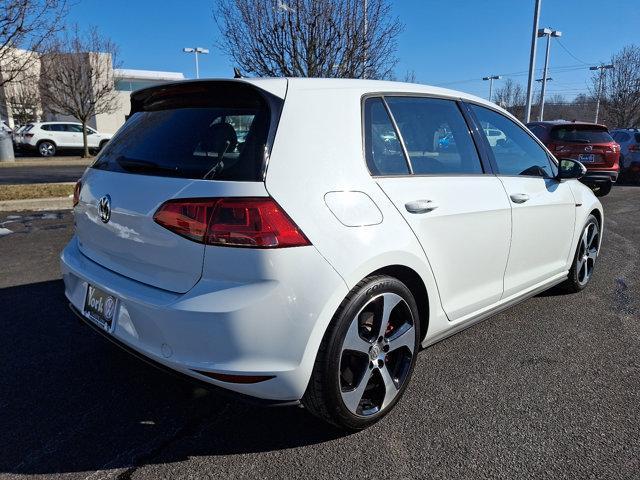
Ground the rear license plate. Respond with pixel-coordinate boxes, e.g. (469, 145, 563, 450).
(578, 154, 595, 163)
(84, 284, 117, 331)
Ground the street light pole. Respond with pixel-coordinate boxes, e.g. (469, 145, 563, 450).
(536, 77, 553, 118)
(590, 64, 614, 123)
(482, 75, 501, 102)
(183, 47, 210, 79)
(525, 0, 542, 123)
(537, 27, 561, 121)
(363, 0, 368, 79)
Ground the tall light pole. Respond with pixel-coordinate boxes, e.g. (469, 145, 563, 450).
(536, 77, 553, 118)
(482, 75, 501, 102)
(537, 27, 561, 121)
(183, 47, 209, 79)
(525, 0, 542, 123)
(590, 64, 614, 123)
(363, 0, 368, 79)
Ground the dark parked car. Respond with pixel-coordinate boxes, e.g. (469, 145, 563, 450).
(611, 128, 640, 184)
(527, 121, 620, 196)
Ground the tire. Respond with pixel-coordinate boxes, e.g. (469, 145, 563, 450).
(594, 181, 612, 197)
(561, 214, 600, 293)
(37, 140, 56, 157)
(302, 275, 420, 430)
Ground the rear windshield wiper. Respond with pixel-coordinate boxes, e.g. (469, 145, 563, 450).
(114, 156, 180, 174)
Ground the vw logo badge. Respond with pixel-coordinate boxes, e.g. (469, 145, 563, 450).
(98, 195, 111, 223)
(585, 145, 593, 152)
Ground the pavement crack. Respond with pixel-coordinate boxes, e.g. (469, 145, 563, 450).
(115, 404, 230, 480)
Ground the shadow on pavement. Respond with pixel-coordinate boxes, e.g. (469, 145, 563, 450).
(0, 280, 345, 476)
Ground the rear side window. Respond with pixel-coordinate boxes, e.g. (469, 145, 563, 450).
(363, 98, 410, 175)
(384, 97, 483, 175)
(550, 126, 613, 143)
(470, 104, 556, 178)
(93, 82, 276, 181)
(612, 132, 630, 142)
(43, 124, 65, 132)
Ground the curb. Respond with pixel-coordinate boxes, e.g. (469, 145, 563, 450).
(0, 196, 72, 212)
(0, 159, 90, 168)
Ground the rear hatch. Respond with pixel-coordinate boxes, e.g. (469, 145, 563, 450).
(548, 124, 618, 168)
(75, 80, 285, 293)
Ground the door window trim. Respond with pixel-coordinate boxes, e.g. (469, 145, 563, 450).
(361, 92, 491, 178)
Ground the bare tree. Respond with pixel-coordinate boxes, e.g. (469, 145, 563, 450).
(214, 0, 403, 79)
(0, 0, 68, 87)
(4, 74, 40, 124)
(592, 45, 640, 128)
(402, 69, 417, 83)
(39, 26, 120, 157)
(494, 79, 526, 120)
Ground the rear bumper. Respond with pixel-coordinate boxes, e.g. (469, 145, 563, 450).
(581, 170, 618, 185)
(61, 236, 348, 402)
(68, 303, 294, 406)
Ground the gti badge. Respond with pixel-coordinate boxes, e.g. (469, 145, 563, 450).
(98, 195, 111, 223)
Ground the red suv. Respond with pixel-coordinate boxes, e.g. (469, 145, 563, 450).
(527, 121, 620, 196)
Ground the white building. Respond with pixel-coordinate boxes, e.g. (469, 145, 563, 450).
(0, 48, 184, 133)
(94, 69, 186, 133)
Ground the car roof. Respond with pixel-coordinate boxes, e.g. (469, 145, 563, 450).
(133, 77, 514, 120)
(527, 120, 609, 129)
(38, 121, 83, 125)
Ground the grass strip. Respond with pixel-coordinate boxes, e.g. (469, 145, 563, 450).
(0, 183, 74, 201)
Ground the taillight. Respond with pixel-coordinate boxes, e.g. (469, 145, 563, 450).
(24, 133, 34, 139)
(153, 197, 310, 248)
(629, 144, 640, 152)
(72, 181, 82, 207)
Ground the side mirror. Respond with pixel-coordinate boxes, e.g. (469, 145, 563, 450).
(557, 158, 587, 180)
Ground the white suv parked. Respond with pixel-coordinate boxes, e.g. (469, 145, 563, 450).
(61, 78, 602, 430)
(22, 122, 112, 157)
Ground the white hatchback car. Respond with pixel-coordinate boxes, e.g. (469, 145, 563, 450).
(22, 122, 112, 157)
(61, 78, 603, 430)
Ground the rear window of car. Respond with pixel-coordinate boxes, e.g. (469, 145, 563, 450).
(550, 125, 613, 143)
(93, 82, 279, 181)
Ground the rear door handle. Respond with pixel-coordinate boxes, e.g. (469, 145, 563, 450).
(510, 193, 530, 204)
(405, 199, 439, 214)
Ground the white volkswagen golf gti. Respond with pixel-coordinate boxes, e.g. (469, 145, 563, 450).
(61, 78, 603, 429)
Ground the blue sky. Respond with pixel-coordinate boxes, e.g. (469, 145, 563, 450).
(68, 0, 640, 100)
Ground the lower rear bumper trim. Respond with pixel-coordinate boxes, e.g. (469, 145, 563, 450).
(68, 303, 299, 407)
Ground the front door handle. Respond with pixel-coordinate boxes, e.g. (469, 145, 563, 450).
(510, 193, 530, 204)
(405, 199, 439, 214)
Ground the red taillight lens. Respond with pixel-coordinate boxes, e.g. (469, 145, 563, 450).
(72, 181, 82, 207)
(153, 197, 310, 248)
(629, 144, 640, 152)
(24, 133, 34, 139)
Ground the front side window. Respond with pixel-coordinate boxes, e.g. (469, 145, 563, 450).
(66, 124, 84, 133)
(363, 97, 409, 175)
(470, 104, 556, 178)
(384, 97, 483, 175)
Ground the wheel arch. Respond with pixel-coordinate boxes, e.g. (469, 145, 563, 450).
(366, 264, 429, 343)
(36, 138, 57, 148)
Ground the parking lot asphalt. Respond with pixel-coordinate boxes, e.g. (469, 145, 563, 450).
(0, 164, 87, 185)
(0, 186, 638, 479)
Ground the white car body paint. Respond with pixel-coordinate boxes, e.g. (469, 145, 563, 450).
(61, 78, 603, 403)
